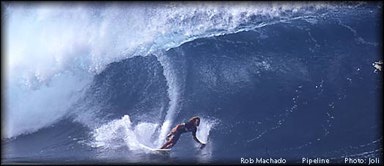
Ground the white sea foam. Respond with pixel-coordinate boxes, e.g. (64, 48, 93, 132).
(154, 52, 181, 147)
(3, 2, 332, 138)
(92, 115, 217, 153)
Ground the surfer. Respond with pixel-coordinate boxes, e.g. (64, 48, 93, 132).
(160, 116, 206, 149)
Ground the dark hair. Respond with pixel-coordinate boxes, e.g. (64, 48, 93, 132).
(189, 116, 200, 126)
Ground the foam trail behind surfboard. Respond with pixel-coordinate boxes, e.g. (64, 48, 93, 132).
(92, 114, 218, 155)
(92, 115, 159, 152)
(155, 53, 181, 147)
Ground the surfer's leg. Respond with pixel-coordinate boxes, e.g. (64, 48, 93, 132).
(160, 141, 172, 149)
(166, 134, 180, 149)
(160, 135, 174, 149)
(160, 134, 180, 149)
(163, 143, 173, 149)
(160, 143, 168, 149)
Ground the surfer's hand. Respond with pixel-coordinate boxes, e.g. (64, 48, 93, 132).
(199, 143, 206, 149)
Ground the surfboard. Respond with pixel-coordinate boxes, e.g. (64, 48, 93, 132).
(149, 148, 171, 154)
(140, 144, 171, 154)
(153, 148, 171, 152)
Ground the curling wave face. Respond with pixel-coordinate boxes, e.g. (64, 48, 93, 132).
(3, 1, 382, 164)
(4, 1, 334, 139)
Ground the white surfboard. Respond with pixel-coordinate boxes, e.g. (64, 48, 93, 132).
(153, 148, 171, 152)
(140, 144, 171, 153)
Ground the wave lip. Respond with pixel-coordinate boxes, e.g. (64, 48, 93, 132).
(3, 1, 352, 139)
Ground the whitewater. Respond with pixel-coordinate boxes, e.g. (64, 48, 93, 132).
(3, 1, 332, 141)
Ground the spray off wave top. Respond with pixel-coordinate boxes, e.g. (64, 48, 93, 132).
(4, 2, 339, 139)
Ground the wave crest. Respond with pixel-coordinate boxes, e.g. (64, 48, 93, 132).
(4, 1, 333, 138)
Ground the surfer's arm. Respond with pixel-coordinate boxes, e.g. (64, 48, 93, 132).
(192, 130, 204, 145)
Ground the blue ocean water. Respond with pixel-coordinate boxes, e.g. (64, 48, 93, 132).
(2, 2, 382, 165)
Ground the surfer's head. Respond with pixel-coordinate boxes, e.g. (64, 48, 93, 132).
(189, 116, 200, 126)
